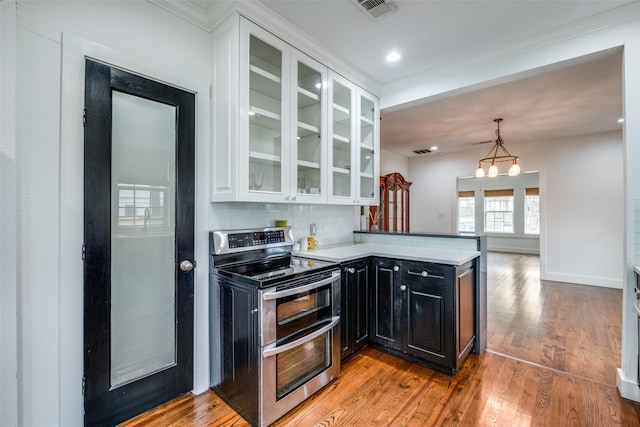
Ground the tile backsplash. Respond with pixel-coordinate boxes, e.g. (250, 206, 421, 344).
(210, 202, 359, 247)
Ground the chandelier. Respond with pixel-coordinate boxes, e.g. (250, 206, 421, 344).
(475, 118, 520, 177)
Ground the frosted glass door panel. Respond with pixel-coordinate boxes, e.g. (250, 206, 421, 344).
(249, 34, 283, 193)
(110, 91, 176, 388)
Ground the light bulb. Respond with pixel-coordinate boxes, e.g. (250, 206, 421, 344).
(476, 166, 485, 178)
(508, 162, 521, 176)
(488, 164, 499, 177)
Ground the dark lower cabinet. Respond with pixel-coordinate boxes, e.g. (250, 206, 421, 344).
(339, 256, 478, 373)
(371, 258, 403, 351)
(216, 276, 259, 425)
(369, 258, 476, 373)
(404, 279, 454, 366)
(341, 259, 370, 359)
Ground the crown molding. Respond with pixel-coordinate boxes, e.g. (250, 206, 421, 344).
(147, 0, 214, 31)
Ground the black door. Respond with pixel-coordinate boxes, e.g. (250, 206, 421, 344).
(83, 59, 195, 426)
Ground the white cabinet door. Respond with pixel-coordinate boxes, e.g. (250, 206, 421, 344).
(356, 88, 380, 205)
(239, 19, 291, 202)
(328, 72, 380, 205)
(290, 50, 328, 204)
(327, 71, 357, 205)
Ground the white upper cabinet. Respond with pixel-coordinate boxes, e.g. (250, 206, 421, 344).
(290, 50, 328, 203)
(328, 72, 380, 205)
(357, 89, 380, 205)
(327, 72, 356, 204)
(211, 13, 377, 205)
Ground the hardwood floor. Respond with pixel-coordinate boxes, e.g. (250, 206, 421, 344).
(486, 252, 623, 386)
(121, 252, 640, 426)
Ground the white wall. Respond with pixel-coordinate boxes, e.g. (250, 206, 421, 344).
(380, 148, 409, 176)
(408, 131, 623, 288)
(15, 2, 211, 426)
(1, 1, 18, 426)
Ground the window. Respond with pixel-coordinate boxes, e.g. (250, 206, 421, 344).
(525, 187, 540, 234)
(457, 191, 475, 232)
(117, 184, 168, 228)
(484, 189, 514, 233)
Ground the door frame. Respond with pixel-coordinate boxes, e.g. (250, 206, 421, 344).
(83, 58, 195, 426)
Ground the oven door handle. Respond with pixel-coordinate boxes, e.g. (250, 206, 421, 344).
(262, 316, 340, 358)
(261, 270, 339, 301)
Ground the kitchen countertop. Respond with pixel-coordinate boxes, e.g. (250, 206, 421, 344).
(294, 242, 480, 266)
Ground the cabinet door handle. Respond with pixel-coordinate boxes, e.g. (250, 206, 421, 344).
(393, 266, 400, 272)
(407, 270, 445, 279)
(346, 267, 356, 274)
(291, 195, 297, 201)
(400, 285, 407, 291)
(285, 196, 290, 201)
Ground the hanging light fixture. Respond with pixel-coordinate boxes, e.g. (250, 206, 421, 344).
(475, 118, 520, 177)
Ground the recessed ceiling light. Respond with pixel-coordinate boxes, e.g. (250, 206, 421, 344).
(385, 51, 401, 62)
(430, 146, 438, 151)
(618, 118, 624, 123)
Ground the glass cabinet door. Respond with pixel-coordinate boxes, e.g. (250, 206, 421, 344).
(241, 20, 290, 199)
(328, 73, 355, 203)
(292, 51, 327, 202)
(358, 94, 379, 199)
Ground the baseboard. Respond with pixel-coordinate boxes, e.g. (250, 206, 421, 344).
(541, 271, 622, 289)
(617, 368, 640, 402)
(487, 246, 540, 255)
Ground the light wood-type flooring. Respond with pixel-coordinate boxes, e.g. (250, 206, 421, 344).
(121, 252, 640, 426)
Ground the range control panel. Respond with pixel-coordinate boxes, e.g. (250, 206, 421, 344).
(212, 226, 295, 255)
(228, 229, 286, 248)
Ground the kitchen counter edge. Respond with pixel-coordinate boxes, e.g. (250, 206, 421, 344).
(293, 243, 480, 266)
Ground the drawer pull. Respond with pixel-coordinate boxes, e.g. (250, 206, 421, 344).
(407, 270, 445, 279)
(393, 266, 400, 272)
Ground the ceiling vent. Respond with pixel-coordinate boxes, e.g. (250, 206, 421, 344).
(352, 0, 398, 20)
(413, 148, 432, 155)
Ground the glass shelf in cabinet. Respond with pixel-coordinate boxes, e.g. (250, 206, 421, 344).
(297, 160, 320, 170)
(297, 121, 320, 137)
(359, 115, 374, 126)
(332, 104, 350, 123)
(249, 109, 280, 131)
(297, 86, 320, 105)
(249, 151, 282, 165)
(333, 134, 350, 145)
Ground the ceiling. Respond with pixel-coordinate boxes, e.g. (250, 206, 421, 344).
(186, 0, 632, 157)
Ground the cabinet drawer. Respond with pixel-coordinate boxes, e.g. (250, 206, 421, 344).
(402, 261, 454, 285)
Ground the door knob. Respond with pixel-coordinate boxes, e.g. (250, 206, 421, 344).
(180, 260, 194, 272)
(400, 285, 406, 291)
(393, 266, 400, 272)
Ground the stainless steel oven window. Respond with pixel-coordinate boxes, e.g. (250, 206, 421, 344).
(276, 285, 332, 340)
(276, 332, 331, 399)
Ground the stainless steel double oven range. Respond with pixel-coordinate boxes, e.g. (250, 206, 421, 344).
(209, 226, 341, 427)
